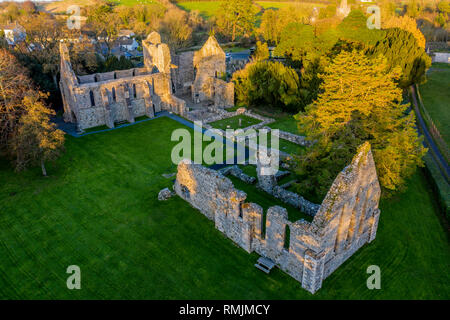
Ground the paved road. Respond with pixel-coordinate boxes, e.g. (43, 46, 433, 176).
(410, 86, 450, 183)
(228, 50, 250, 61)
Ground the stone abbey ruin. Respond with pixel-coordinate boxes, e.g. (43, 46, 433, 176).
(59, 32, 234, 130)
(60, 31, 382, 294)
(174, 142, 381, 294)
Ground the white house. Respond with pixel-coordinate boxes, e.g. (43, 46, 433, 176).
(1, 23, 26, 45)
(117, 37, 139, 52)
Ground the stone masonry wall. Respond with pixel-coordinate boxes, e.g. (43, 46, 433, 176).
(173, 35, 234, 108)
(174, 142, 381, 294)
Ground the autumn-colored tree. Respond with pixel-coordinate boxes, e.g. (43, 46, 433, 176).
(160, 8, 193, 49)
(274, 23, 318, 62)
(69, 40, 99, 75)
(86, 3, 121, 56)
(407, 0, 421, 18)
(0, 49, 34, 151)
(383, 15, 426, 48)
(259, 7, 313, 45)
(259, 9, 280, 45)
(295, 51, 426, 199)
(16, 12, 64, 94)
(336, 10, 383, 46)
(253, 41, 269, 61)
(11, 95, 65, 176)
(216, 0, 257, 41)
(21, 1, 36, 15)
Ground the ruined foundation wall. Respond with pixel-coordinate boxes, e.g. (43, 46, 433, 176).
(174, 142, 381, 294)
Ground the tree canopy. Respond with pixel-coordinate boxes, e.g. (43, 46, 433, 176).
(294, 50, 426, 200)
(233, 60, 303, 112)
(368, 28, 431, 88)
(216, 0, 257, 41)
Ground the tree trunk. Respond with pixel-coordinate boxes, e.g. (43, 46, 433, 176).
(41, 159, 47, 176)
(232, 23, 236, 42)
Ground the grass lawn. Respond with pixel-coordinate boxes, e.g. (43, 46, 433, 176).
(209, 114, 262, 130)
(419, 63, 450, 147)
(256, 1, 325, 10)
(177, 1, 325, 19)
(0, 116, 449, 299)
(176, 1, 225, 19)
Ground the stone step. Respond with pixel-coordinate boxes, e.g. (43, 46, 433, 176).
(254, 263, 271, 274)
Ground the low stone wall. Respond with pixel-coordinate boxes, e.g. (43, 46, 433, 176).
(220, 165, 256, 184)
(272, 186, 320, 217)
(263, 126, 311, 147)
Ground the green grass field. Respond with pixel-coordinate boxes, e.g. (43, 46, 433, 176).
(419, 63, 450, 147)
(0, 116, 449, 299)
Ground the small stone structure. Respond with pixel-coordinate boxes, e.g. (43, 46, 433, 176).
(432, 52, 450, 63)
(174, 142, 381, 293)
(59, 32, 186, 130)
(158, 187, 174, 201)
(172, 35, 234, 108)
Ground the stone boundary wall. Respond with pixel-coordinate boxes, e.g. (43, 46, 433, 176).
(174, 142, 381, 293)
(272, 186, 320, 217)
(219, 165, 256, 184)
(263, 126, 311, 147)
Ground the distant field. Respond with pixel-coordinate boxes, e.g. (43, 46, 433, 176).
(419, 63, 450, 147)
(176, 1, 227, 18)
(42, 0, 162, 13)
(177, 1, 325, 19)
(257, 1, 325, 10)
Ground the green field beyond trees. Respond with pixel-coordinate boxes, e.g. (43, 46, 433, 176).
(0, 117, 449, 299)
(177, 1, 324, 19)
(419, 63, 450, 147)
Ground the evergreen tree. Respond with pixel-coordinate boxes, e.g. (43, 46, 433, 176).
(368, 28, 431, 88)
(233, 60, 303, 112)
(216, 0, 257, 41)
(295, 51, 426, 199)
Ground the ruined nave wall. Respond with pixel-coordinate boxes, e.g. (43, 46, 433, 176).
(174, 142, 381, 294)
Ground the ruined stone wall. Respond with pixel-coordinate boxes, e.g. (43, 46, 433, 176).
(59, 32, 186, 130)
(174, 142, 381, 294)
(172, 51, 195, 95)
(172, 35, 234, 108)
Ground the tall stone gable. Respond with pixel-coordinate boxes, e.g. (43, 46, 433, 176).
(172, 35, 234, 108)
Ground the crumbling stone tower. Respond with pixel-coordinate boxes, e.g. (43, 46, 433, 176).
(171, 35, 234, 108)
(59, 32, 186, 131)
(174, 142, 381, 293)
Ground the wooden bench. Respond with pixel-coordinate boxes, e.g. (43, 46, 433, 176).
(254, 257, 276, 274)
